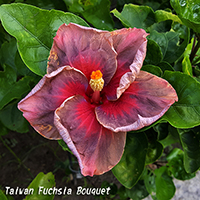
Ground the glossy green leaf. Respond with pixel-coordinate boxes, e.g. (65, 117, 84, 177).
(25, 172, 55, 200)
(178, 128, 200, 173)
(126, 180, 149, 200)
(144, 39, 163, 65)
(155, 10, 182, 24)
(163, 71, 200, 128)
(0, 3, 88, 76)
(141, 65, 162, 77)
(154, 167, 175, 200)
(170, 0, 200, 33)
(0, 101, 29, 133)
(182, 55, 193, 76)
(112, 133, 148, 189)
(167, 148, 196, 180)
(111, 4, 155, 29)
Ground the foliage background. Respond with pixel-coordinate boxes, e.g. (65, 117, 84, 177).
(0, 0, 200, 199)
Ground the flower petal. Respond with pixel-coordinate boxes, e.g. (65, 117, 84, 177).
(103, 28, 148, 100)
(47, 23, 117, 85)
(54, 95, 126, 176)
(18, 66, 88, 139)
(96, 71, 178, 132)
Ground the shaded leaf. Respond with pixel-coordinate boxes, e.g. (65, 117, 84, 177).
(157, 61, 174, 72)
(0, 101, 29, 133)
(0, 3, 88, 76)
(0, 121, 8, 136)
(112, 132, 148, 188)
(153, 123, 168, 141)
(163, 71, 200, 128)
(126, 180, 149, 200)
(145, 140, 163, 165)
(178, 128, 200, 173)
(144, 39, 163, 65)
(111, 4, 155, 30)
(0, 75, 34, 110)
(167, 148, 196, 180)
(141, 65, 162, 77)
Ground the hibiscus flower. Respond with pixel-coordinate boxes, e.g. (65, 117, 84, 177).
(18, 23, 178, 176)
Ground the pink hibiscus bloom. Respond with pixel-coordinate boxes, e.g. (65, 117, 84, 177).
(18, 23, 178, 176)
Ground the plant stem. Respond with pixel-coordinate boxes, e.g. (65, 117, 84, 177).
(0, 135, 21, 164)
(0, 135, 34, 178)
(190, 36, 200, 63)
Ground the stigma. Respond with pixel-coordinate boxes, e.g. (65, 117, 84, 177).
(89, 70, 104, 91)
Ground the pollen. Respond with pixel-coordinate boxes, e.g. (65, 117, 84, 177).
(89, 70, 104, 91)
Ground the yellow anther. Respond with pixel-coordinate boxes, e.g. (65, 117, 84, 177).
(89, 70, 104, 91)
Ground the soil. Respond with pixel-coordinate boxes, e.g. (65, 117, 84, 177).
(0, 127, 121, 200)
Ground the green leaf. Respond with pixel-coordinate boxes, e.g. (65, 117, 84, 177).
(111, 4, 155, 30)
(58, 139, 72, 153)
(159, 125, 180, 147)
(0, 38, 17, 71)
(112, 132, 148, 189)
(141, 65, 163, 77)
(63, 0, 114, 30)
(0, 120, 8, 136)
(155, 10, 182, 24)
(148, 30, 168, 59)
(126, 180, 149, 200)
(144, 39, 163, 65)
(154, 167, 175, 200)
(149, 30, 189, 64)
(145, 140, 163, 165)
(0, 3, 88, 76)
(0, 75, 34, 110)
(25, 0, 67, 11)
(170, 0, 200, 33)
(178, 128, 200, 173)
(0, 190, 7, 200)
(157, 61, 174, 72)
(144, 170, 157, 200)
(81, 0, 114, 30)
(153, 123, 169, 141)
(182, 55, 193, 76)
(167, 148, 196, 180)
(0, 101, 29, 133)
(25, 172, 55, 200)
(163, 71, 200, 128)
